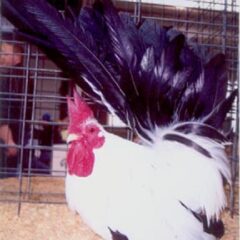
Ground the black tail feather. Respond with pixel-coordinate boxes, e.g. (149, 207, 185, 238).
(203, 89, 238, 128)
(2, 0, 237, 142)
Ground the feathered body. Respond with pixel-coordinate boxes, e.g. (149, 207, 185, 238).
(65, 93, 229, 240)
(2, 0, 237, 239)
(66, 125, 229, 240)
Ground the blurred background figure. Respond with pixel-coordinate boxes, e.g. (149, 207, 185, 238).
(0, 41, 33, 177)
(33, 113, 55, 174)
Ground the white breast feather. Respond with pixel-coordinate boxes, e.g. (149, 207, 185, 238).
(65, 127, 229, 240)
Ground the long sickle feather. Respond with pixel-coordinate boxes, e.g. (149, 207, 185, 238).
(2, 0, 133, 122)
(2, 0, 237, 143)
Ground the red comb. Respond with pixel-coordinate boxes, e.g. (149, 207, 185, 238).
(67, 89, 94, 133)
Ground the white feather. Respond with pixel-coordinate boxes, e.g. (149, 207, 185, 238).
(66, 123, 229, 240)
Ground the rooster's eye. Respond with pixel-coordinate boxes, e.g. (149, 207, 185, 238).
(89, 128, 95, 133)
(87, 126, 97, 133)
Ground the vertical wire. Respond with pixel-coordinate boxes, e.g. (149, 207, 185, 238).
(222, 0, 227, 54)
(229, 0, 239, 216)
(17, 43, 31, 215)
(26, 45, 39, 198)
(134, 0, 142, 26)
(0, 1, 2, 38)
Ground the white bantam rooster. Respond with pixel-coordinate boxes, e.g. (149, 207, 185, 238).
(2, 0, 238, 239)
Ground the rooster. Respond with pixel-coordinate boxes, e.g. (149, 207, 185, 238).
(2, 0, 237, 239)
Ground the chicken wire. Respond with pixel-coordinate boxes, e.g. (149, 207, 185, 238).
(0, 0, 239, 214)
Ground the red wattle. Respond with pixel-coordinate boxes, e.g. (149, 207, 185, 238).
(67, 139, 95, 177)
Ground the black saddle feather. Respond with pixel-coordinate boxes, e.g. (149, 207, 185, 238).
(108, 227, 129, 240)
(180, 201, 225, 239)
(173, 122, 228, 143)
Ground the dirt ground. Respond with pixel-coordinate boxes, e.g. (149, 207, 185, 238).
(0, 177, 239, 240)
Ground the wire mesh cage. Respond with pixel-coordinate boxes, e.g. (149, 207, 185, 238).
(0, 0, 239, 224)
